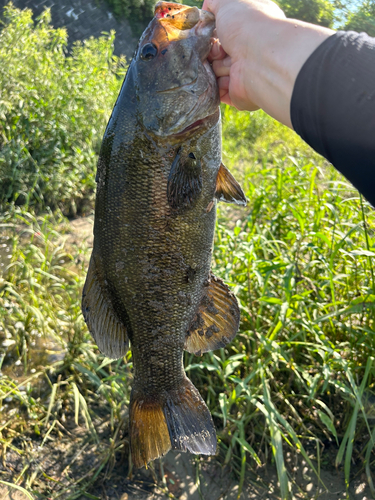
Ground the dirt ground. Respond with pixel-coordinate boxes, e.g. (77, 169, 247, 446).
(1, 442, 374, 500)
(1, 216, 374, 500)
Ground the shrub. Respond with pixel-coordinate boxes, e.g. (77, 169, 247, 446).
(103, 0, 155, 21)
(344, 0, 375, 36)
(0, 4, 125, 215)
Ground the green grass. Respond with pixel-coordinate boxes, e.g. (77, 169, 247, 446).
(0, 5, 375, 499)
(0, 4, 125, 215)
(1, 122, 374, 497)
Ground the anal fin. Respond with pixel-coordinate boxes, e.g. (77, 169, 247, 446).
(82, 256, 129, 359)
(215, 162, 247, 206)
(184, 274, 240, 356)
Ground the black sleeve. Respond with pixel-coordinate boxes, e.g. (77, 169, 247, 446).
(290, 31, 375, 207)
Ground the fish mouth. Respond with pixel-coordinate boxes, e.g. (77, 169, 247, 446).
(175, 117, 206, 136)
(154, 2, 215, 33)
(152, 2, 215, 47)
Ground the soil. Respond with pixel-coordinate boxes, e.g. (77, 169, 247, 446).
(0, 431, 373, 500)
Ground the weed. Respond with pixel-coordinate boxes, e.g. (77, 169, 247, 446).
(0, 5, 126, 215)
(0, 7, 374, 499)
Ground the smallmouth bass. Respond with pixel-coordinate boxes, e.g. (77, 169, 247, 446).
(82, 1, 246, 468)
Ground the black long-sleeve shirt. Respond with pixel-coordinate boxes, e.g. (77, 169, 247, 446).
(290, 31, 375, 207)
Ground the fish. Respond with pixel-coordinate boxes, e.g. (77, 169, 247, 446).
(82, 1, 247, 469)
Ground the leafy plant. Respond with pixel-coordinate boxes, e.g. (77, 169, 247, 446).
(344, 0, 375, 36)
(0, 4, 126, 215)
(277, 0, 336, 27)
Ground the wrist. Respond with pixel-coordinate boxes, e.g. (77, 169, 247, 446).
(235, 16, 334, 126)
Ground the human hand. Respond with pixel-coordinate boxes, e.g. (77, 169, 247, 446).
(203, 0, 286, 111)
(202, 0, 334, 127)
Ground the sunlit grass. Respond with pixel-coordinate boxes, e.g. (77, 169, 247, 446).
(0, 7, 374, 496)
(1, 126, 374, 498)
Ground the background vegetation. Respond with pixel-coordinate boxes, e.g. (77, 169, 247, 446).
(0, 6, 126, 215)
(101, 0, 375, 36)
(0, 3, 374, 500)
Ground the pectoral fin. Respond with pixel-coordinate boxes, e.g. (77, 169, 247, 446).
(82, 256, 129, 359)
(215, 163, 247, 206)
(167, 149, 202, 210)
(184, 274, 240, 356)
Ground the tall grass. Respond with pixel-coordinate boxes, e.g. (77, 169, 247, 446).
(1, 128, 374, 497)
(0, 5, 374, 498)
(0, 209, 133, 498)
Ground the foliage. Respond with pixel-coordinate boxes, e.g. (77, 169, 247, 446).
(0, 111, 375, 497)
(277, 0, 336, 27)
(0, 210, 132, 498)
(0, 5, 125, 215)
(102, 0, 155, 21)
(0, 4, 375, 499)
(102, 0, 204, 23)
(344, 0, 375, 36)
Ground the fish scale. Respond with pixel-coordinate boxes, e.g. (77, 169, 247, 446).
(82, 1, 247, 468)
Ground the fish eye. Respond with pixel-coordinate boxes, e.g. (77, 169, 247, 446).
(188, 153, 196, 159)
(140, 43, 158, 61)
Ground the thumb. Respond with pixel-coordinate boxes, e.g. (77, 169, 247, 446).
(201, 0, 212, 12)
(202, 0, 221, 15)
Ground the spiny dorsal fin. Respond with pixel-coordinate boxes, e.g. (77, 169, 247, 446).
(184, 274, 240, 356)
(167, 148, 202, 210)
(82, 256, 129, 359)
(215, 163, 247, 206)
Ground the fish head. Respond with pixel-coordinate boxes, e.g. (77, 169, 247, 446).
(133, 1, 220, 137)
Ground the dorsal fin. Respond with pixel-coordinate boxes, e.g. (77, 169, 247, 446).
(215, 163, 247, 206)
(82, 256, 129, 359)
(184, 274, 240, 356)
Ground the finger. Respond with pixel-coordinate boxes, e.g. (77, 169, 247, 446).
(202, 0, 222, 15)
(208, 39, 227, 63)
(202, 0, 233, 16)
(202, 0, 211, 12)
(218, 76, 230, 103)
(218, 76, 230, 92)
(212, 57, 231, 78)
(218, 81, 233, 106)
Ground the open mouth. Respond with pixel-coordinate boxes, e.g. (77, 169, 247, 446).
(176, 118, 206, 135)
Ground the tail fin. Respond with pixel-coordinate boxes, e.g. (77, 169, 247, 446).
(130, 378, 217, 468)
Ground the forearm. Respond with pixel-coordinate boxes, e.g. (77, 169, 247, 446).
(238, 16, 334, 127)
(204, 0, 334, 127)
